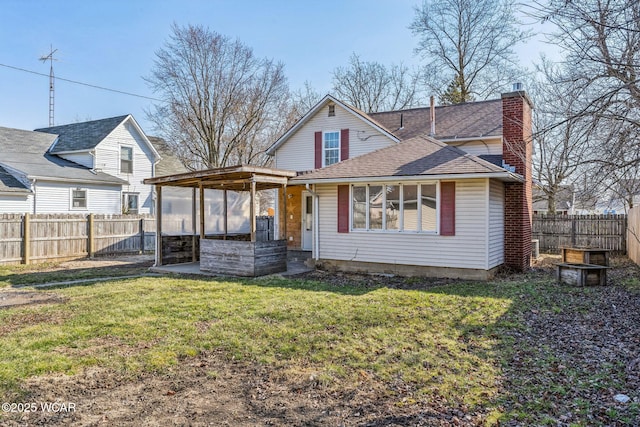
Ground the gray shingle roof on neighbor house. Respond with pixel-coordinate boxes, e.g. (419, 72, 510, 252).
(291, 136, 512, 183)
(148, 136, 190, 177)
(0, 165, 30, 193)
(36, 115, 129, 153)
(369, 99, 503, 141)
(0, 126, 127, 185)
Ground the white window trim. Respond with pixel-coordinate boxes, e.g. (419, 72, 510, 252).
(322, 131, 341, 167)
(122, 192, 140, 214)
(70, 188, 88, 211)
(120, 145, 134, 175)
(350, 181, 440, 234)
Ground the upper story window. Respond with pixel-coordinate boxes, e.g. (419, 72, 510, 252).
(328, 104, 335, 117)
(120, 146, 133, 174)
(323, 131, 340, 166)
(71, 188, 87, 209)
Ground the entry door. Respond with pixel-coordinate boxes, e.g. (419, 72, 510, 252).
(302, 193, 313, 251)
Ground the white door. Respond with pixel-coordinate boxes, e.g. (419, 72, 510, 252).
(302, 193, 313, 251)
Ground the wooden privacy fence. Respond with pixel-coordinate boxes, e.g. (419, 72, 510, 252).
(0, 213, 156, 265)
(533, 214, 627, 254)
(629, 208, 640, 265)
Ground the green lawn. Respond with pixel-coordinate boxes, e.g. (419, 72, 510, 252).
(0, 263, 638, 425)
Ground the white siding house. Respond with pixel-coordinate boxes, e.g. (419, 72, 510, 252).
(267, 92, 534, 278)
(272, 100, 398, 171)
(313, 179, 490, 272)
(289, 138, 521, 280)
(0, 115, 161, 214)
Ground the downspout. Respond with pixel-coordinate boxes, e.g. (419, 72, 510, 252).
(32, 179, 37, 214)
(305, 183, 320, 261)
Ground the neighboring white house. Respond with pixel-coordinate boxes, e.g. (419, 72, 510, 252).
(0, 115, 161, 214)
(266, 92, 533, 279)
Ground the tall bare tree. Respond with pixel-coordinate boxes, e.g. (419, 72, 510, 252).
(530, 0, 640, 128)
(528, 0, 640, 209)
(530, 60, 597, 213)
(331, 53, 424, 113)
(410, 0, 530, 102)
(146, 24, 290, 170)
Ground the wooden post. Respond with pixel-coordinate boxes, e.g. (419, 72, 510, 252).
(88, 213, 95, 258)
(250, 180, 256, 242)
(140, 217, 145, 254)
(23, 213, 30, 265)
(282, 184, 287, 241)
(192, 187, 197, 261)
(155, 185, 163, 266)
(223, 189, 228, 240)
(199, 183, 205, 240)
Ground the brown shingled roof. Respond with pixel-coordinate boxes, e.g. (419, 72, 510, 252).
(370, 99, 502, 140)
(291, 135, 512, 182)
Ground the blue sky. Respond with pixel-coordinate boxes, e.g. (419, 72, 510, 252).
(0, 0, 552, 135)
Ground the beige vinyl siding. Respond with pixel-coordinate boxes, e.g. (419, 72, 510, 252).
(0, 193, 33, 213)
(275, 104, 395, 171)
(34, 181, 121, 214)
(94, 120, 155, 214)
(446, 138, 502, 157)
(488, 179, 505, 268)
(57, 153, 94, 168)
(315, 179, 489, 270)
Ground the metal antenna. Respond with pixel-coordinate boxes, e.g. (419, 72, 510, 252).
(39, 45, 58, 126)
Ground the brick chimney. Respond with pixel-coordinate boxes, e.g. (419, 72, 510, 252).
(502, 89, 533, 271)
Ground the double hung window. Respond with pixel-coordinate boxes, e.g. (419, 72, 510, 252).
(120, 146, 133, 174)
(323, 131, 340, 166)
(71, 189, 87, 209)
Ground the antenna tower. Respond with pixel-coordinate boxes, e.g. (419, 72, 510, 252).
(39, 45, 58, 126)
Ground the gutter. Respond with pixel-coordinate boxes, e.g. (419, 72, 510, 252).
(439, 135, 501, 143)
(305, 183, 320, 262)
(32, 178, 37, 214)
(293, 172, 524, 186)
(26, 175, 128, 186)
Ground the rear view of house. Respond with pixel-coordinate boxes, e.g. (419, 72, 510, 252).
(267, 90, 533, 279)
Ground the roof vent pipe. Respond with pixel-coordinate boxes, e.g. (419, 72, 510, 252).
(400, 113, 404, 130)
(429, 95, 435, 136)
(512, 82, 523, 91)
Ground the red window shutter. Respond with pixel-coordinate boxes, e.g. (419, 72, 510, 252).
(337, 185, 349, 233)
(314, 131, 322, 169)
(340, 128, 349, 161)
(440, 182, 455, 236)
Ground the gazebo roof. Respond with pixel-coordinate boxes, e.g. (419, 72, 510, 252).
(144, 165, 297, 192)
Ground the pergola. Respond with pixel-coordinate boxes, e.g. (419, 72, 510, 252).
(144, 165, 296, 276)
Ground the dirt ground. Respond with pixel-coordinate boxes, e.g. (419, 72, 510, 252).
(0, 255, 153, 309)
(2, 255, 639, 426)
(5, 350, 484, 427)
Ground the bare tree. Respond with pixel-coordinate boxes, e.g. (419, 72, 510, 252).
(290, 81, 322, 118)
(527, 1, 640, 209)
(530, 60, 597, 213)
(331, 53, 424, 113)
(146, 24, 290, 170)
(529, 0, 640, 129)
(410, 0, 530, 102)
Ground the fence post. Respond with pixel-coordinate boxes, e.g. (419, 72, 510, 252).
(88, 214, 95, 258)
(23, 213, 30, 265)
(571, 216, 577, 247)
(140, 217, 145, 253)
